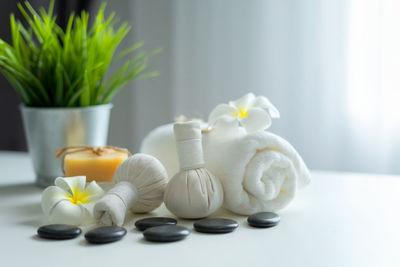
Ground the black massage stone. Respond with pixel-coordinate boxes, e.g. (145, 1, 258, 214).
(247, 212, 280, 228)
(193, 218, 239, 234)
(135, 217, 177, 231)
(143, 225, 190, 242)
(37, 224, 82, 240)
(85, 226, 127, 244)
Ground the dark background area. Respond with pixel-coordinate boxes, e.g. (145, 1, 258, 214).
(0, 0, 92, 151)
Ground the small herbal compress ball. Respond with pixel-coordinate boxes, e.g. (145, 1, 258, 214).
(94, 153, 168, 226)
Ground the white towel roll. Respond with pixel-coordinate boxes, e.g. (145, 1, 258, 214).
(140, 123, 311, 215)
(203, 130, 310, 215)
(140, 124, 179, 178)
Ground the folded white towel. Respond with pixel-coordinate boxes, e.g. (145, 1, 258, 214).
(140, 124, 311, 215)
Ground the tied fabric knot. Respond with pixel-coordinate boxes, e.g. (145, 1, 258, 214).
(54, 145, 132, 173)
(174, 114, 215, 134)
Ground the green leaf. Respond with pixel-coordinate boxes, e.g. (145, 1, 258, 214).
(54, 55, 63, 106)
(79, 70, 90, 106)
(0, 1, 160, 107)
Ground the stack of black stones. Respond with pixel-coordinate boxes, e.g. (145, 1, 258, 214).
(36, 212, 280, 244)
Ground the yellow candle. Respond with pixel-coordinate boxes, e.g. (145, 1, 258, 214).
(62, 147, 130, 182)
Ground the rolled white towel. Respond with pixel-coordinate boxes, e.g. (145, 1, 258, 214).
(140, 124, 179, 178)
(140, 123, 311, 215)
(203, 129, 310, 215)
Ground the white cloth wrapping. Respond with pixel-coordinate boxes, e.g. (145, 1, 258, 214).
(94, 181, 137, 226)
(141, 123, 311, 215)
(94, 154, 168, 226)
(141, 123, 206, 178)
(174, 122, 205, 170)
(163, 122, 223, 218)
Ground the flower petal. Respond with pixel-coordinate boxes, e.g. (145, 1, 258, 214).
(253, 96, 280, 118)
(208, 103, 237, 124)
(212, 115, 242, 137)
(240, 107, 272, 133)
(49, 200, 89, 225)
(230, 93, 255, 109)
(55, 176, 86, 195)
(41, 186, 70, 215)
(83, 181, 105, 203)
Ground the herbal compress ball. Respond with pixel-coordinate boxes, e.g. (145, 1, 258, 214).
(94, 154, 168, 226)
(164, 122, 223, 219)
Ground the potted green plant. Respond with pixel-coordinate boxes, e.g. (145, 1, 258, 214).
(0, 0, 159, 186)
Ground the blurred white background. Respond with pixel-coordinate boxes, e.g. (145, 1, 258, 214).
(103, 0, 400, 174)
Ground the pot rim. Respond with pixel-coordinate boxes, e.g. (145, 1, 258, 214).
(20, 103, 113, 112)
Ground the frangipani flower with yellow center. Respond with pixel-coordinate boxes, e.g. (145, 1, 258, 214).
(41, 176, 104, 226)
(208, 93, 280, 134)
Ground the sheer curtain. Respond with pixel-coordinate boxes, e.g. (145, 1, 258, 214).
(347, 0, 400, 174)
(107, 0, 400, 174)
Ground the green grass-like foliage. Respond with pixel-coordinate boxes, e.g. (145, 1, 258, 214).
(0, 0, 159, 107)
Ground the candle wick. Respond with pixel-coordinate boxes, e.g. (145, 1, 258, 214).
(92, 147, 104, 156)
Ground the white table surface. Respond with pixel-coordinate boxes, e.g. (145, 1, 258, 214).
(0, 151, 399, 267)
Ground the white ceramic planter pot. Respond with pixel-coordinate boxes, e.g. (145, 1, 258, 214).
(20, 104, 113, 187)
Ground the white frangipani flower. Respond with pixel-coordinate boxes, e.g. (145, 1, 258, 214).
(208, 93, 280, 133)
(41, 176, 104, 226)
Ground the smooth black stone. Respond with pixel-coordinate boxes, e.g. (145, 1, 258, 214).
(37, 224, 82, 240)
(194, 218, 239, 234)
(247, 212, 280, 228)
(85, 226, 127, 244)
(143, 225, 190, 242)
(135, 217, 177, 231)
